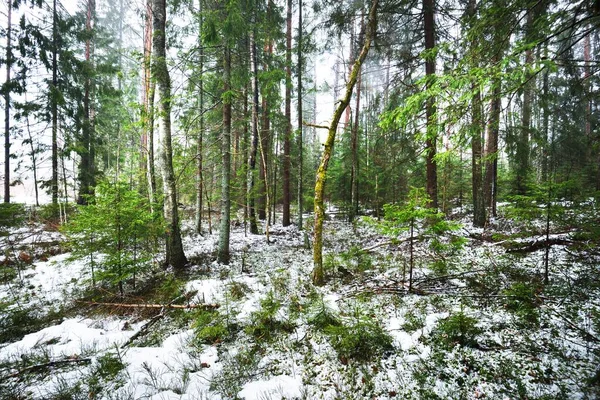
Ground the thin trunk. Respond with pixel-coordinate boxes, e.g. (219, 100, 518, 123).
(248, 27, 260, 235)
(51, 0, 59, 207)
(350, 19, 363, 223)
(541, 44, 549, 182)
(78, 0, 96, 205)
(25, 109, 40, 206)
(517, 12, 534, 194)
(313, 0, 378, 285)
(485, 77, 501, 218)
(423, 0, 438, 208)
(468, 0, 485, 227)
(141, 0, 153, 194)
(218, 46, 232, 264)
(282, 0, 292, 226)
(153, 0, 187, 268)
(147, 82, 156, 208)
(296, 0, 303, 229)
(4, 0, 11, 203)
(472, 89, 485, 227)
(258, 39, 273, 221)
(195, 0, 204, 234)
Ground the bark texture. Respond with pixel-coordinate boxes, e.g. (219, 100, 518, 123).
(153, 0, 187, 268)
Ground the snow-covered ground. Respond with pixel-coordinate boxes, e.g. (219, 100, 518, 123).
(1, 210, 599, 399)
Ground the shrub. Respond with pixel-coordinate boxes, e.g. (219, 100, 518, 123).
(433, 311, 482, 349)
(0, 203, 26, 233)
(501, 281, 541, 324)
(245, 291, 294, 341)
(193, 309, 230, 344)
(307, 299, 341, 331)
(324, 309, 393, 362)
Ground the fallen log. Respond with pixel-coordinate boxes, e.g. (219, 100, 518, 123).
(76, 301, 219, 310)
(505, 238, 573, 253)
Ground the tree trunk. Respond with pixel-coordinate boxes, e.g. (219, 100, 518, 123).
(78, 0, 96, 205)
(516, 11, 534, 194)
(218, 46, 232, 264)
(423, 0, 437, 208)
(468, 0, 485, 227)
(248, 26, 260, 235)
(141, 0, 153, 198)
(296, 0, 303, 229)
(282, 0, 292, 226)
(51, 0, 59, 207)
(195, 0, 204, 234)
(485, 73, 501, 218)
(147, 82, 156, 209)
(153, 0, 187, 268)
(258, 68, 270, 220)
(4, 0, 12, 203)
(349, 20, 363, 222)
(313, 0, 378, 285)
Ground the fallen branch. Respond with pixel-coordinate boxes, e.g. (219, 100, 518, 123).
(505, 238, 573, 253)
(361, 235, 429, 253)
(76, 301, 219, 310)
(302, 121, 329, 130)
(121, 311, 165, 348)
(5, 357, 91, 379)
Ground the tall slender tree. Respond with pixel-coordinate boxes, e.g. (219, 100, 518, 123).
(423, 0, 437, 208)
(3, 0, 12, 203)
(296, 0, 303, 229)
(218, 46, 232, 264)
(313, 0, 378, 285)
(153, 0, 187, 268)
(282, 0, 292, 226)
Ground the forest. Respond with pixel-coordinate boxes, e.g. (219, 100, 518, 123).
(0, 0, 599, 398)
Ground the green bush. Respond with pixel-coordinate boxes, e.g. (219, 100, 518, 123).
(307, 299, 341, 331)
(502, 281, 541, 324)
(0, 203, 26, 233)
(245, 291, 294, 341)
(193, 309, 230, 344)
(325, 315, 393, 362)
(433, 311, 482, 349)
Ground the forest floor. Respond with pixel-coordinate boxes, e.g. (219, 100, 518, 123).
(1, 204, 600, 399)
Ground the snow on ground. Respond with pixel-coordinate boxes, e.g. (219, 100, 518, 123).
(1, 209, 600, 399)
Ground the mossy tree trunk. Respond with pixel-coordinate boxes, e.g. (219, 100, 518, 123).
(312, 0, 378, 286)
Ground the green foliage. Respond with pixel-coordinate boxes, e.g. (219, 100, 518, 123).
(325, 312, 393, 362)
(87, 348, 127, 395)
(245, 291, 294, 341)
(62, 180, 162, 294)
(339, 246, 372, 273)
(0, 303, 65, 344)
(193, 310, 230, 344)
(0, 203, 27, 234)
(501, 281, 541, 325)
(307, 298, 341, 331)
(379, 188, 461, 241)
(433, 311, 482, 349)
